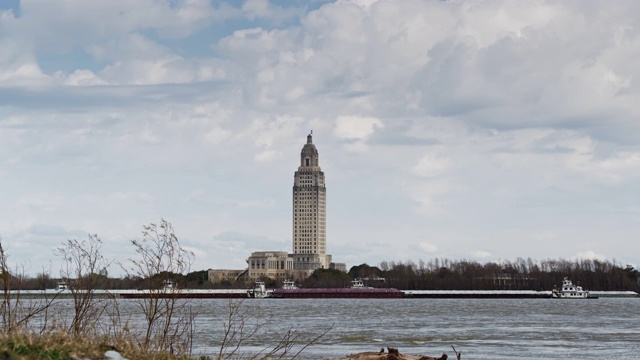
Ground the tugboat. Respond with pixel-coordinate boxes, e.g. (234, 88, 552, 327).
(552, 277, 591, 298)
(247, 280, 269, 298)
(162, 280, 175, 290)
(351, 278, 372, 289)
(56, 281, 69, 291)
(282, 279, 298, 289)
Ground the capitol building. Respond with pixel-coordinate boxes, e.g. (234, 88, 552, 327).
(208, 134, 346, 285)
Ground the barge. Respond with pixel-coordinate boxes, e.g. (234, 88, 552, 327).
(402, 290, 552, 299)
(118, 289, 248, 299)
(270, 287, 404, 299)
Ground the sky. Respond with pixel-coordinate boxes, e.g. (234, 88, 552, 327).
(1, 0, 640, 277)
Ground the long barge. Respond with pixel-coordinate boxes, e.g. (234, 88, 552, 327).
(119, 288, 404, 299)
(116, 289, 553, 299)
(402, 290, 552, 299)
(270, 287, 404, 299)
(117, 289, 248, 299)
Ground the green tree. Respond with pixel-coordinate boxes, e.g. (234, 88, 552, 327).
(348, 263, 383, 279)
(303, 268, 352, 288)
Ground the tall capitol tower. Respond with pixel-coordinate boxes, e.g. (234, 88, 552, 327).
(212, 133, 345, 284)
(292, 133, 330, 269)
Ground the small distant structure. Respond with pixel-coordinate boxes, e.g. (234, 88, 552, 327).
(162, 280, 175, 290)
(56, 281, 69, 291)
(283, 279, 298, 289)
(552, 277, 591, 299)
(247, 280, 269, 298)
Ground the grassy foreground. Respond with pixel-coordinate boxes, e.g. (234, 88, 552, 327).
(0, 331, 104, 360)
(0, 330, 203, 360)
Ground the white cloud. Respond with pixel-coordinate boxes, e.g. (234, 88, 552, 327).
(62, 69, 107, 86)
(412, 153, 450, 178)
(0, 37, 50, 86)
(567, 151, 640, 185)
(99, 56, 196, 85)
(473, 251, 492, 259)
(410, 179, 456, 217)
(203, 127, 232, 145)
(250, 114, 303, 162)
(219, 27, 295, 56)
(418, 242, 438, 253)
(334, 115, 384, 140)
(241, 0, 299, 22)
(182, 245, 208, 260)
(254, 149, 281, 162)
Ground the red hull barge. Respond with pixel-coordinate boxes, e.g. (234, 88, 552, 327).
(271, 288, 403, 299)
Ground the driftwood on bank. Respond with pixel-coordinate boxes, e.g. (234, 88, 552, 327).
(325, 346, 460, 360)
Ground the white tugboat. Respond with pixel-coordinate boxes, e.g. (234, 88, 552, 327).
(56, 281, 69, 291)
(282, 279, 298, 289)
(351, 278, 373, 289)
(247, 280, 269, 298)
(552, 277, 590, 298)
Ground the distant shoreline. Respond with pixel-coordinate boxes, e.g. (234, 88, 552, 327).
(9, 289, 639, 299)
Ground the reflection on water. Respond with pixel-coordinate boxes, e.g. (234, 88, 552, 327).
(38, 297, 640, 359)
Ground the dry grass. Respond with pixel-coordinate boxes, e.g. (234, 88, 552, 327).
(0, 329, 104, 359)
(0, 329, 204, 360)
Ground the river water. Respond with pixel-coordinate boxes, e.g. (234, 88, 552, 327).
(38, 297, 639, 359)
(182, 298, 640, 359)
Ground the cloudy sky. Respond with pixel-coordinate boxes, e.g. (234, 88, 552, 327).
(2, 0, 640, 277)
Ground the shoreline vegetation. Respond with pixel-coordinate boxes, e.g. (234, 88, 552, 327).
(1, 219, 638, 359)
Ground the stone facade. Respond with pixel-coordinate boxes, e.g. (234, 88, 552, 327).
(247, 251, 292, 281)
(292, 134, 329, 269)
(246, 251, 319, 282)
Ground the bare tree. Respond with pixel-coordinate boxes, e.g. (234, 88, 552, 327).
(215, 298, 333, 360)
(217, 299, 263, 359)
(57, 234, 111, 336)
(0, 236, 16, 332)
(126, 219, 196, 356)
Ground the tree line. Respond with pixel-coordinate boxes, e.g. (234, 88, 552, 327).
(347, 258, 640, 292)
(9, 269, 217, 291)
